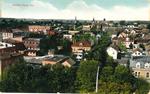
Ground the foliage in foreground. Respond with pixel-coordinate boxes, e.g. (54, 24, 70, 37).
(0, 62, 77, 93)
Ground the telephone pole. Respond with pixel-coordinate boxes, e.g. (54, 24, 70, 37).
(95, 66, 100, 93)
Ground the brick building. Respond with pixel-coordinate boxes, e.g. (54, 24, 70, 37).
(28, 25, 50, 33)
(24, 38, 41, 56)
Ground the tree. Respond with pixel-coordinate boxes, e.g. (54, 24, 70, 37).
(118, 42, 127, 52)
(75, 60, 99, 92)
(147, 23, 150, 30)
(39, 35, 58, 55)
(119, 20, 126, 26)
(57, 39, 72, 56)
(0, 61, 77, 93)
(134, 78, 150, 94)
(89, 32, 110, 65)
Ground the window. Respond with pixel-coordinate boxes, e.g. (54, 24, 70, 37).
(144, 63, 149, 69)
(138, 52, 140, 55)
(136, 62, 140, 68)
(146, 72, 149, 78)
(138, 72, 140, 77)
(135, 72, 137, 76)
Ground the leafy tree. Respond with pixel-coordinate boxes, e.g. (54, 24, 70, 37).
(39, 35, 58, 55)
(0, 61, 77, 93)
(118, 42, 127, 52)
(75, 60, 99, 92)
(119, 20, 126, 26)
(134, 78, 150, 94)
(147, 23, 150, 30)
(73, 33, 93, 42)
(57, 39, 72, 56)
(89, 32, 110, 65)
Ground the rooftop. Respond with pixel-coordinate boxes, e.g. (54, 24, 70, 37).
(24, 55, 76, 66)
(72, 41, 91, 47)
(24, 38, 41, 41)
(0, 42, 15, 49)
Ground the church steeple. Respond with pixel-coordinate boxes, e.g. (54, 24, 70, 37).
(92, 17, 95, 24)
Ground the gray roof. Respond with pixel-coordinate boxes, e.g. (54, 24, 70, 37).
(24, 55, 76, 66)
(130, 56, 150, 68)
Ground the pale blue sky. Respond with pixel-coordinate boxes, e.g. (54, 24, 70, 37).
(4, 0, 149, 9)
(1, 0, 150, 20)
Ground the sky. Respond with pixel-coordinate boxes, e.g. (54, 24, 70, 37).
(1, 0, 150, 20)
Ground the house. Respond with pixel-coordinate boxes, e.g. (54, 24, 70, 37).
(63, 34, 72, 41)
(0, 29, 13, 40)
(130, 56, 150, 81)
(68, 30, 80, 35)
(3, 39, 26, 53)
(118, 32, 127, 39)
(107, 45, 120, 59)
(130, 29, 136, 35)
(23, 38, 41, 56)
(111, 33, 117, 39)
(82, 25, 92, 31)
(132, 48, 143, 57)
(28, 25, 50, 33)
(124, 37, 134, 48)
(71, 41, 91, 55)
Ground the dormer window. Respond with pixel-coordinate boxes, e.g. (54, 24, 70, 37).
(145, 63, 149, 69)
(136, 62, 140, 68)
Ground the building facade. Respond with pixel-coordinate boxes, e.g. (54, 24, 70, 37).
(71, 41, 91, 55)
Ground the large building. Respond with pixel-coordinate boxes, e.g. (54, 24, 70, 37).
(0, 42, 22, 80)
(130, 56, 150, 82)
(0, 29, 13, 40)
(24, 38, 41, 56)
(24, 38, 41, 50)
(71, 41, 91, 55)
(28, 25, 50, 33)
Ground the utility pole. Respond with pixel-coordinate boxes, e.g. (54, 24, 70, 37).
(95, 66, 100, 93)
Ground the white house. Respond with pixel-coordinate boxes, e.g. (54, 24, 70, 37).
(63, 34, 72, 41)
(107, 46, 119, 60)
